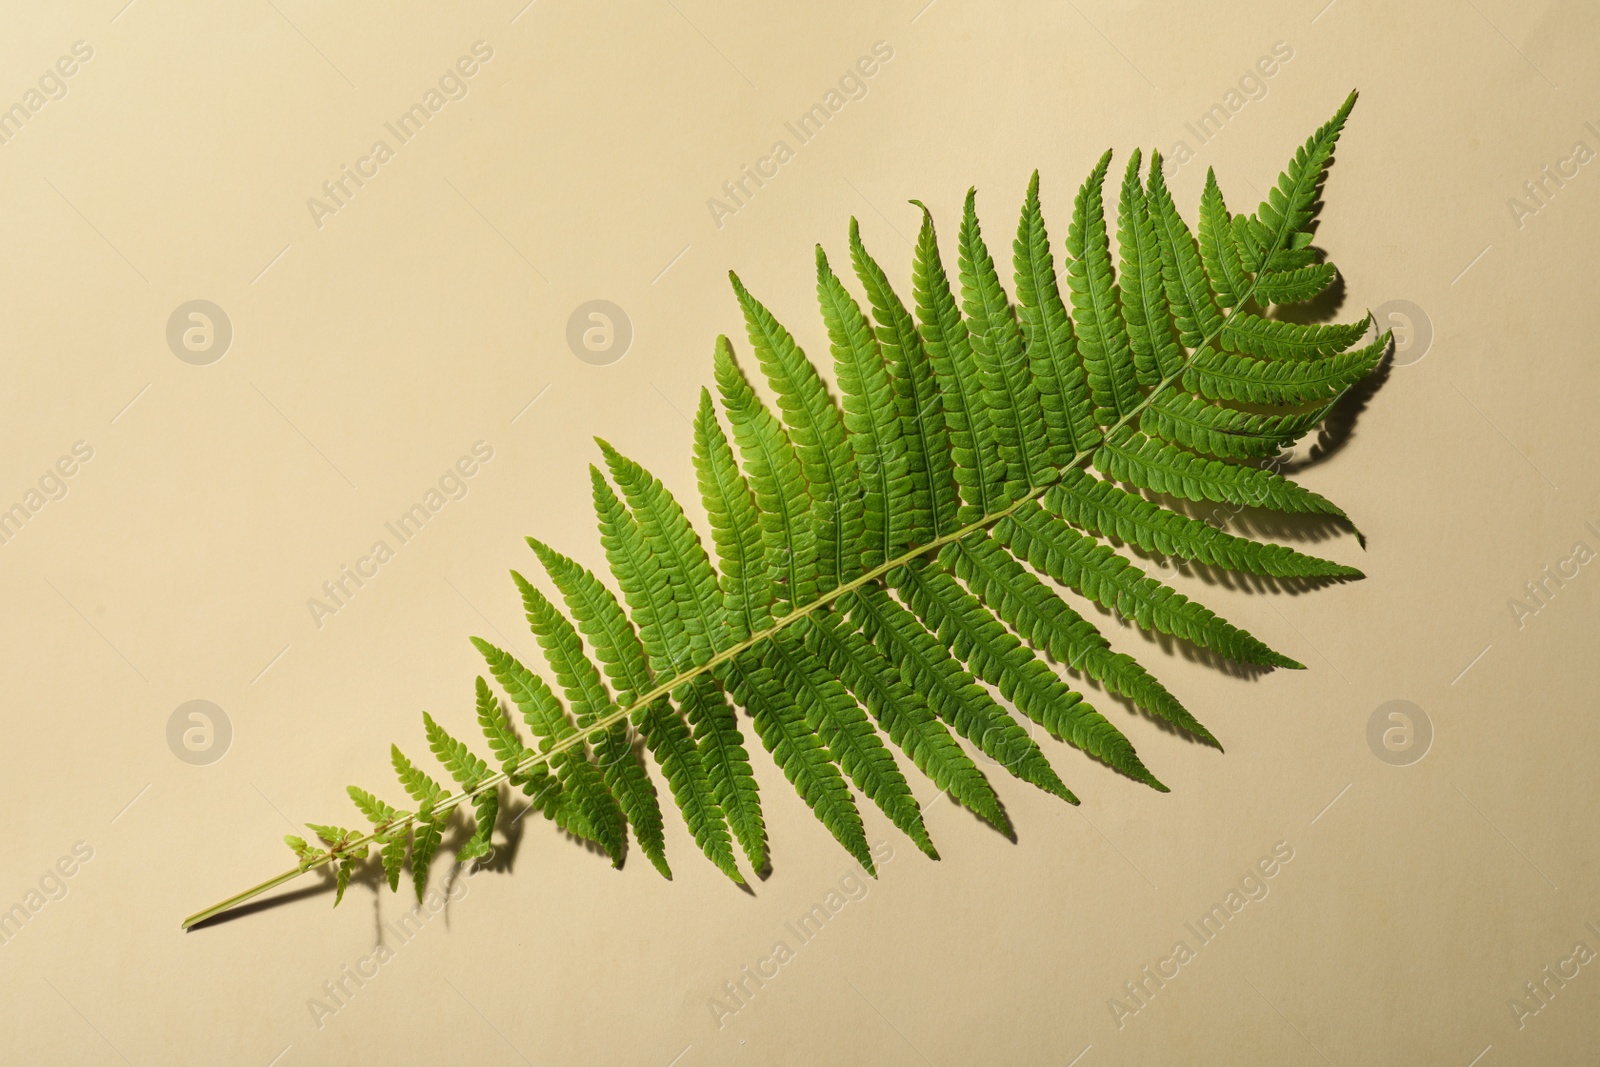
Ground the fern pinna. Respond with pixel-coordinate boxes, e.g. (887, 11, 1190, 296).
(186, 92, 1383, 927)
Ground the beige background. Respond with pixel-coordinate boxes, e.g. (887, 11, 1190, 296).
(0, 0, 1595, 1064)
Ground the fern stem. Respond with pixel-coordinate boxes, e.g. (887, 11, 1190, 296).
(185, 229, 1323, 930)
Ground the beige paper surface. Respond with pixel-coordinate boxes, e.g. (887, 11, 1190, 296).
(1, 1, 1596, 1064)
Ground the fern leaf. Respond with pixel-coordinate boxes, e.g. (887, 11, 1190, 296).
(517, 570, 670, 878)
(911, 201, 1006, 521)
(591, 461, 702, 669)
(959, 187, 1052, 495)
(1231, 212, 1265, 273)
(284, 834, 319, 867)
(1141, 390, 1325, 461)
(530, 538, 751, 878)
(1253, 263, 1338, 305)
(458, 789, 499, 865)
(1186, 332, 1389, 406)
(900, 557, 1165, 790)
(347, 788, 408, 891)
(1066, 150, 1141, 423)
(639, 699, 738, 879)
(944, 534, 1217, 745)
(391, 744, 446, 808)
(817, 243, 914, 566)
(526, 540, 653, 698)
(305, 822, 355, 847)
(1199, 169, 1251, 310)
(1221, 312, 1372, 360)
(1245, 90, 1357, 271)
(612, 442, 813, 871)
(849, 584, 1074, 804)
(586, 473, 746, 877)
(423, 711, 491, 790)
(1043, 468, 1361, 580)
(379, 832, 405, 892)
(472, 675, 577, 835)
(418, 712, 500, 870)
(714, 338, 818, 614)
(598, 449, 768, 877)
(676, 674, 766, 874)
(347, 785, 402, 827)
(1095, 427, 1350, 521)
(1016, 171, 1100, 457)
(1116, 149, 1182, 385)
(803, 602, 1009, 834)
(693, 388, 772, 640)
(471, 638, 628, 864)
(730, 272, 863, 591)
(722, 650, 874, 872)
(474, 675, 528, 770)
(849, 218, 954, 543)
(304, 825, 361, 908)
(410, 804, 442, 903)
(1146, 157, 1226, 350)
(770, 625, 936, 857)
(996, 502, 1304, 669)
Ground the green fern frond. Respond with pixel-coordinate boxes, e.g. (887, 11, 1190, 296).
(1253, 263, 1340, 304)
(1067, 149, 1140, 425)
(995, 502, 1303, 670)
(1187, 332, 1389, 406)
(1147, 157, 1226, 350)
(1141, 389, 1324, 460)
(849, 582, 1072, 803)
(1042, 469, 1360, 580)
(960, 188, 1053, 497)
(730, 272, 863, 592)
(802, 603, 1008, 834)
(1116, 150, 1182, 386)
(850, 217, 955, 544)
(726, 645, 874, 872)
(1244, 90, 1356, 270)
(1221, 312, 1373, 360)
(516, 569, 670, 878)
(912, 201, 1006, 523)
(530, 538, 750, 875)
(713, 338, 818, 613)
(1095, 427, 1350, 521)
(819, 243, 914, 568)
(471, 638, 627, 864)
(1199, 169, 1251, 310)
(186, 92, 1390, 931)
(942, 533, 1217, 747)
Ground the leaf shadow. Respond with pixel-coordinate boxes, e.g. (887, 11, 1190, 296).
(187, 788, 554, 933)
(1277, 347, 1393, 478)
